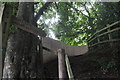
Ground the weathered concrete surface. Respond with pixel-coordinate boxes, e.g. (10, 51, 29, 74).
(42, 37, 88, 63)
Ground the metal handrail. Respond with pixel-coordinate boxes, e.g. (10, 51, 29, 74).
(90, 39, 120, 47)
(88, 21, 120, 47)
(89, 27, 120, 43)
(88, 21, 120, 42)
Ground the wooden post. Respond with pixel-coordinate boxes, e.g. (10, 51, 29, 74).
(97, 37, 100, 43)
(107, 24, 112, 47)
(57, 49, 68, 80)
(97, 37, 100, 47)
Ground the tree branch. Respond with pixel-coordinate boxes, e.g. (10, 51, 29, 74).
(89, 2, 99, 18)
(56, 31, 83, 37)
(66, 3, 89, 18)
(34, 2, 52, 22)
(82, 3, 90, 17)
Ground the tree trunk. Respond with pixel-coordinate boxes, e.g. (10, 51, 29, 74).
(0, 3, 5, 80)
(2, 2, 39, 79)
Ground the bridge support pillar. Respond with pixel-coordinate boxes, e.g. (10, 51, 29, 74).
(57, 49, 68, 80)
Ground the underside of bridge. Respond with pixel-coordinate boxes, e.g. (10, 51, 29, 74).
(44, 42, 119, 79)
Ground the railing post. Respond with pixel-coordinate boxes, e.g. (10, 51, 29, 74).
(97, 37, 100, 43)
(107, 24, 112, 47)
(97, 37, 100, 47)
(57, 49, 68, 80)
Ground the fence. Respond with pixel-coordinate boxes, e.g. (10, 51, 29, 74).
(88, 21, 120, 48)
(55, 20, 120, 79)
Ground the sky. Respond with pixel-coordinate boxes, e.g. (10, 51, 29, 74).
(44, 13, 60, 39)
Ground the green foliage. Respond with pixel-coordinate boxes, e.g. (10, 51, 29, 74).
(8, 25, 17, 33)
(34, 2, 44, 15)
(0, 2, 3, 5)
(3, 2, 119, 46)
(37, 2, 120, 46)
(2, 2, 18, 34)
(54, 2, 94, 45)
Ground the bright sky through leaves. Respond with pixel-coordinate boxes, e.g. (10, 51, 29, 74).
(44, 13, 60, 39)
